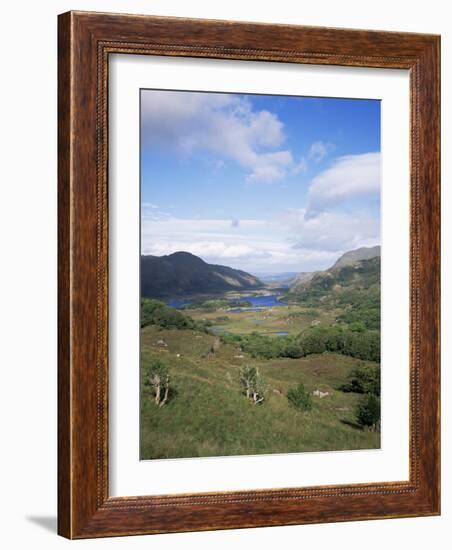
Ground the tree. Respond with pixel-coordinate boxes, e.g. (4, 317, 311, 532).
(147, 360, 171, 407)
(228, 326, 380, 362)
(239, 366, 266, 405)
(283, 340, 305, 358)
(287, 382, 313, 411)
(140, 298, 209, 332)
(356, 393, 380, 431)
(340, 363, 380, 396)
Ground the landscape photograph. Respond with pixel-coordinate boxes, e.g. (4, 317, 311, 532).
(140, 89, 381, 460)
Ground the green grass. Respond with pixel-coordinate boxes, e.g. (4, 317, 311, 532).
(140, 325, 380, 459)
(187, 304, 335, 336)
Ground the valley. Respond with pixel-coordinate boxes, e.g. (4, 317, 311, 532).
(140, 245, 381, 460)
(185, 293, 335, 337)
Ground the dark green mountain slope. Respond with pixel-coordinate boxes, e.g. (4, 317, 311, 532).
(303, 256, 380, 292)
(288, 247, 381, 330)
(141, 251, 262, 298)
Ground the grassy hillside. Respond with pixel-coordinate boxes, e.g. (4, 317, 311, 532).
(140, 325, 380, 459)
(288, 257, 380, 331)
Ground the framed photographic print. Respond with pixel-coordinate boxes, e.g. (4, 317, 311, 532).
(58, 11, 440, 538)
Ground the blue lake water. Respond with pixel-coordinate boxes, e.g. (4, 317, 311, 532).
(168, 298, 192, 308)
(235, 294, 284, 308)
(168, 294, 285, 310)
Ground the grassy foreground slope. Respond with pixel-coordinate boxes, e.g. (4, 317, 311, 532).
(140, 325, 380, 459)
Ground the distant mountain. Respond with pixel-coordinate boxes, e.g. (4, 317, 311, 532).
(290, 246, 381, 294)
(257, 272, 300, 288)
(331, 246, 380, 270)
(291, 271, 317, 289)
(141, 251, 263, 298)
(257, 272, 300, 283)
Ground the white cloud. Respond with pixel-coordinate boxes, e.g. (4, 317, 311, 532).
(246, 150, 293, 183)
(305, 152, 380, 218)
(141, 211, 379, 273)
(147, 241, 271, 261)
(284, 209, 380, 253)
(292, 155, 308, 175)
(141, 91, 292, 183)
(141, 217, 275, 264)
(308, 141, 334, 162)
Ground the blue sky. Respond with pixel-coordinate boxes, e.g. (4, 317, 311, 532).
(140, 90, 380, 274)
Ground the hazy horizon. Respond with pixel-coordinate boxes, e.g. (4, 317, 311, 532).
(139, 244, 381, 277)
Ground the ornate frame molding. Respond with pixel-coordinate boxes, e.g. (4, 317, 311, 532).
(58, 11, 440, 538)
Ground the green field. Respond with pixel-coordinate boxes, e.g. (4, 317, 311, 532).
(187, 302, 335, 336)
(140, 320, 380, 459)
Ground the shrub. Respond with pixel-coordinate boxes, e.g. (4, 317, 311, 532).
(215, 315, 230, 322)
(287, 383, 313, 412)
(240, 332, 285, 359)
(221, 326, 380, 363)
(336, 287, 380, 330)
(349, 321, 366, 333)
(283, 340, 305, 358)
(221, 333, 243, 345)
(356, 393, 380, 431)
(340, 330, 380, 362)
(340, 364, 380, 396)
(141, 298, 208, 332)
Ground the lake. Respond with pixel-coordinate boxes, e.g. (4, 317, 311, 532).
(167, 298, 193, 308)
(168, 294, 285, 310)
(232, 294, 284, 309)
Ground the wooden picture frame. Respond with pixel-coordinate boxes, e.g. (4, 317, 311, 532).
(58, 10, 440, 539)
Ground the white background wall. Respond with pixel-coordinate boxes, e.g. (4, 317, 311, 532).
(0, 1, 449, 548)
